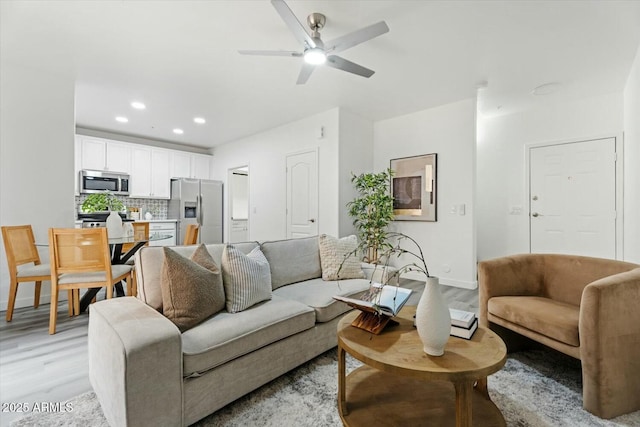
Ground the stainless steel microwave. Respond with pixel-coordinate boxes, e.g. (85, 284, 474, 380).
(79, 170, 130, 196)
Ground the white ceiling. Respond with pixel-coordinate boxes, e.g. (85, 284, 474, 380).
(3, 1, 640, 149)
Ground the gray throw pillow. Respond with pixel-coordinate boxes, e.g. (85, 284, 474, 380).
(161, 244, 225, 332)
(222, 245, 272, 313)
(318, 234, 365, 281)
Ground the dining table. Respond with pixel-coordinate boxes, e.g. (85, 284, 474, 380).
(37, 233, 173, 313)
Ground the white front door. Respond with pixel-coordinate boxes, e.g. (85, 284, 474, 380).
(286, 150, 319, 238)
(529, 138, 617, 258)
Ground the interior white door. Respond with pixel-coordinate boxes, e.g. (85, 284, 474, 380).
(286, 150, 318, 238)
(529, 138, 617, 258)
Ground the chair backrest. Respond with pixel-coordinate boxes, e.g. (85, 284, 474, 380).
(123, 222, 149, 252)
(49, 228, 112, 277)
(183, 224, 200, 245)
(1, 225, 41, 274)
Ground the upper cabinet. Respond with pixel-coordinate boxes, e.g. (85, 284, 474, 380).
(171, 152, 211, 180)
(131, 146, 171, 199)
(78, 136, 131, 173)
(75, 134, 212, 199)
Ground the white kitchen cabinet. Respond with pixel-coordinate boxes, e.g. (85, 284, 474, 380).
(130, 146, 171, 198)
(148, 221, 177, 246)
(170, 151, 211, 180)
(79, 136, 131, 173)
(171, 151, 192, 179)
(192, 154, 211, 179)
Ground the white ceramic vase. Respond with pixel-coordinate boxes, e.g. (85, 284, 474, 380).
(415, 276, 451, 356)
(106, 210, 123, 238)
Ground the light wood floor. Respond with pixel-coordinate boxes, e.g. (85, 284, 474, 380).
(0, 282, 478, 426)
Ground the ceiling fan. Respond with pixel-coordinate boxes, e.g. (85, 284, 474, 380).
(239, 0, 389, 84)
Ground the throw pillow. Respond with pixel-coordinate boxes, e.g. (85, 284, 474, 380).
(318, 234, 366, 281)
(222, 245, 272, 313)
(161, 244, 225, 332)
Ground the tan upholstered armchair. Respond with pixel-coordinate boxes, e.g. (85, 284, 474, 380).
(478, 254, 640, 419)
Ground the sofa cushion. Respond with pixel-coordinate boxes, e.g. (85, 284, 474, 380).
(488, 296, 580, 347)
(222, 245, 272, 313)
(273, 277, 371, 323)
(135, 242, 259, 312)
(318, 234, 365, 281)
(261, 236, 322, 290)
(161, 245, 225, 332)
(181, 295, 315, 377)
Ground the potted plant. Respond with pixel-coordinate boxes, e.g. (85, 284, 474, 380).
(346, 169, 395, 264)
(81, 193, 124, 213)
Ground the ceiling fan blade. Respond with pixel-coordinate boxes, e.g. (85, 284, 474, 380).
(324, 21, 389, 54)
(238, 50, 302, 57)
(296, 63, 315, 85)
(271, 0, 316, 49)
(326, 55, 375, 78)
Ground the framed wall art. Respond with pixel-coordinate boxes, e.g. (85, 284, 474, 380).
(390, 153, 437, 221)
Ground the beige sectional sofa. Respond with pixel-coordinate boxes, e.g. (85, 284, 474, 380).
(478, 254, 640, 419)
(88, 236, 372, 427)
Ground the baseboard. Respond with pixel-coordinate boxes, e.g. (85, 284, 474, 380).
(400, 271, 477, 290)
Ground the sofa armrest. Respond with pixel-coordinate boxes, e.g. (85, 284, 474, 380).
(579, 268, 640, 418)
(478, 255, 544, 327)
(89, 297, 183, 427)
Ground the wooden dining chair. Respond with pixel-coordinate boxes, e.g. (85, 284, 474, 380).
(48, 227, 133, 334)
(1, 225, 75, 322)
(122, 222, 149, 297)
(183, 224, 200, 245)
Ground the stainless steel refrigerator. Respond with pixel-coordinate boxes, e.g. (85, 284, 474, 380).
(168, 178, 223, 244)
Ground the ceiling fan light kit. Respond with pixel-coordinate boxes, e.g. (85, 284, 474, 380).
(239, 0, 389, 84)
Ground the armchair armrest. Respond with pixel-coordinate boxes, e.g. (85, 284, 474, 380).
(579, 268, 640, 418)
(89, 297, 183, 427)
(478, 255, 544, 326)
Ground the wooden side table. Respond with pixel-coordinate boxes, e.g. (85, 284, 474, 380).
(337, 306, 507, 427)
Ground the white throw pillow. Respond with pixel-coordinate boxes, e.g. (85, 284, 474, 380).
(318, 234, 365, 281)
(222, 245, 272, 313)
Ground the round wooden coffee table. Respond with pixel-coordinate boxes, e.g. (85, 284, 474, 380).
(337, 306, 507, 427)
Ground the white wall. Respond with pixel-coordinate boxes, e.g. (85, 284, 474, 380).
(477, 92, 624, 261)
(338, 109, 374, 237)
(0, 63, 76, 310)
(373, 99, 477, 288)
(623, 43, 640, 263)
(211, 108, 340, 242)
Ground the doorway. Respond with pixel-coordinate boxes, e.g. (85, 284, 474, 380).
(528, 137, 619, 259)
(228, 166, 249, 243)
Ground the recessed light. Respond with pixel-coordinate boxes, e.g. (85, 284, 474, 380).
(131, 101, 146, 110)
(173, 128, 184, 135)
(531, 82, 561, 96)
(193, 117, 206, 124)
(115, 116, 129, 123)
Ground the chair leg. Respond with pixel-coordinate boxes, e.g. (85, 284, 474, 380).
(73, 290, 80, 316)
(106, 283, 113, 299)
(67, 290, 74, 317)
(6, 278, 18, 322)
(34, 281, 42, 309)
(49, 284, 59, 335)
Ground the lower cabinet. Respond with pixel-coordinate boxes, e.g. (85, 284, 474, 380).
(148, 221, 177, 246)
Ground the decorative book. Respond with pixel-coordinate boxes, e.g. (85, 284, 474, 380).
(449, 308, 476, 329)
(450, 317, 478, 340)
(333, 284, 412, 334)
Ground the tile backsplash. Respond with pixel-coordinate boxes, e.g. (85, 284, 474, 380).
(75, 195, 168, 220)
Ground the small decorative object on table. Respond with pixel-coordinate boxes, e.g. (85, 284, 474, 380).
(384, 232, 450, 356)
(449, 308, 478, 340)
(333, 283, 412, 334)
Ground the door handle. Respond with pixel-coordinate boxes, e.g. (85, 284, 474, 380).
(309, 219, 316, 223)
(531, 212, 542, 217)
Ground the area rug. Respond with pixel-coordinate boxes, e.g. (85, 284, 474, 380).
(11, 348, 640, 427)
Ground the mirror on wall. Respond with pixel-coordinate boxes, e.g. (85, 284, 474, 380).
(228, 166, 249, 243)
